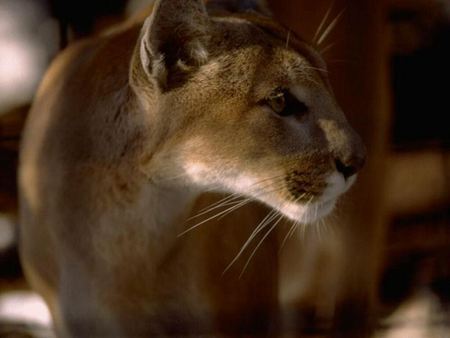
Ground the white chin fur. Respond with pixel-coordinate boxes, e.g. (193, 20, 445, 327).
(183, 162, 356, 224)
(278, 171, 357, 223)
(280, 198, 336, 223)
(323, 171, 357, 197)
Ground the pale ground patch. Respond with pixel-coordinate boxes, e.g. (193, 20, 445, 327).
(376, 290, 449, 338)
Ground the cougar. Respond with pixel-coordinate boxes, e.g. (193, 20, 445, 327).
(18, 0, 366, 336)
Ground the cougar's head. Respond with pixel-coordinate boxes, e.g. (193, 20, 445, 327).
(132, 0, 366, 223)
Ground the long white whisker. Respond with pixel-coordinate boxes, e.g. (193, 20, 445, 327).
(289, 222, 300, 241)
(190, 175, 286, 218)
(285, 30, 291, 49)
(216, 197, 254, 220)
(302, 223, 309, 239)
(320, 42, 336, 55)
(303, 65, 329, 73)
(298, 196, 314, 238)
(319, 219, 326, 241)
(315, 204, 319, 223)
(150, 170, 193, 183)
(181, 184, 288, 238)
(224, 191, 302, 275)
(280, 220, 298, 251)
(178, 198, 248, 237)
(315, 211, 322, 242)
(239, 213, 284, 278)
(192, 190, 252, 217)
(317, 9, 345, 46)
(279, 193, 308, 250)
(199, 193, 241, 211)
(181, 183, 286, 238)
(312, 1, 334, 44)
(222, 209, 279, 275)
(187, 196, 243, 221)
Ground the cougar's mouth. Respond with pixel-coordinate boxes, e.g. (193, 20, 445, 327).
(275, 170, 352, 223)
(284, 170, 329, 200)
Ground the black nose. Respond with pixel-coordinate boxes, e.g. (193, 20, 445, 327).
(335, 155, 365, 180)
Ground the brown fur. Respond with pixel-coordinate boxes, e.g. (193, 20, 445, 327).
(19, 0, 365, 336)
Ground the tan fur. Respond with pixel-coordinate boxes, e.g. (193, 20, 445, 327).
(19, 0, 365, 336)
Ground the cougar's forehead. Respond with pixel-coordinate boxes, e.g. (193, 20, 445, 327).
(210, 14, 329, 92)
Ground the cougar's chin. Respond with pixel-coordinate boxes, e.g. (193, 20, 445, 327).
(279, 198, 337, 223)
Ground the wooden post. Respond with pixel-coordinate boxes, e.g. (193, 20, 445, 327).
(270, 0, 391, 335)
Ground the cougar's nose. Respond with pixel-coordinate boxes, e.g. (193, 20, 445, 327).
(334, 145, 366, 180)
(318, 117, 367, 180)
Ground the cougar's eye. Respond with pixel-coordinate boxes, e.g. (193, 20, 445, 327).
(266, 91, 286, 115)
(264, 89, 309, 117)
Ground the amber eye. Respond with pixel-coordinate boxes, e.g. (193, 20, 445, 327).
(266, 91, 286, 115)
(263, 89, 309, 117)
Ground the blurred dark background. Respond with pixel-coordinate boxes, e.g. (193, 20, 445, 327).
(0, 0, 449, 337)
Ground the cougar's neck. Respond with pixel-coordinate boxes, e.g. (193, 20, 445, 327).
(128, 107, 200, 242)
(145, 181, 199, 234)
(125, 47, 202, 241)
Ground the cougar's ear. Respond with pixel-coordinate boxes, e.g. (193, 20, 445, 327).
(206, 0, 271, 16)
(140, 0, 210, 89)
